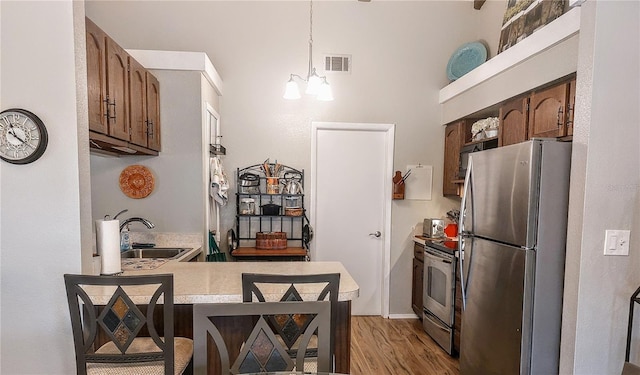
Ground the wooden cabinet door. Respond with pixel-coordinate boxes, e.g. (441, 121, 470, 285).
(85, 18, 108, 134)
(128, 57, 148, 148)
(146, 72, 161, 151)
(443, 122, 466, 196)
(412, 256, 424, 317)
(106, 37, 130, 141)
(499, 96, 528, 147)
(529, 82, 568, 138)
(566, 78, 576, 137)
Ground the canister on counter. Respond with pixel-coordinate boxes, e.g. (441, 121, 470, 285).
(284, 196, 303, 216)
(266, 177, 280, 194)
(239, 198, 256, 215)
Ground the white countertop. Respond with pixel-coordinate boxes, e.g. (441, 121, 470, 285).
(87, 260, 359, 305)
(120, 245, 202, 271)
(413, 236, 426, 246)
(88, 231, 359, 305)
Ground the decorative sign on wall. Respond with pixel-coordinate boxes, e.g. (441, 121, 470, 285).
(498, 0, 567, 54)
(119, 165, 155, 199)
(404, 164, 433, 201)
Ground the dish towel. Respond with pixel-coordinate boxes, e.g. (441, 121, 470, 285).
(210, 156, 229, 206)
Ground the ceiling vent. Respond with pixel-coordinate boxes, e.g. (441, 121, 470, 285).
(324, 54, 351, 74)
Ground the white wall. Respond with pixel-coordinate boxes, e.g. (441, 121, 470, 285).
(85, 0, 499, 315)
(560, 1, 640, 373)
(0, 1, 86, 373)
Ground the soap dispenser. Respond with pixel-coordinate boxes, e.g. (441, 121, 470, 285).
(120, 225, 131, 251)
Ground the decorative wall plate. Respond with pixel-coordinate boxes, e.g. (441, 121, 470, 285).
(119, 165, 155, 199)
(446, 41, 488, 81)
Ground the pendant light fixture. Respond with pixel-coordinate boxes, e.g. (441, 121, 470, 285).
(283, 0, 334, 101)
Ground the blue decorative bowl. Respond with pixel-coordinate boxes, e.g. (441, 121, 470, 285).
(446, 41, 488, 81)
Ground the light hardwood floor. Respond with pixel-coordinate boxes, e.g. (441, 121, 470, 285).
(350, 316, 460, 375)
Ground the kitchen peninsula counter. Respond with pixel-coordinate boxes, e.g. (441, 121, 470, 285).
(89, 261, 359, 304)
(86, 261, 359, 374)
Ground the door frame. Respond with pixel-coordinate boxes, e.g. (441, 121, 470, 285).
(203, 103, 221, 253)
(310, 121, 395, 317)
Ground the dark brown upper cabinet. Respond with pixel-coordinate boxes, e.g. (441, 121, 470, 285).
(499, 96, 529, 147)
(146, 72, 161, 151)
(128, 57, 161, 151)
(86, 18, 108, 135)
(86, 17, 160, 156)
(106, 37, 130, 142)
(529, 80, 573, 139)
(443, 120, 471, 197)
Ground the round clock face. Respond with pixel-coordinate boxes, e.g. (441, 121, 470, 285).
(0, 108, 48, 164)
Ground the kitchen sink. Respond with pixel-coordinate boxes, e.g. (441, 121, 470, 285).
(121, 248, 189, 259)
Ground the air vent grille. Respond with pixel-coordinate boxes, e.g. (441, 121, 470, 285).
(324, 54, 351, 73)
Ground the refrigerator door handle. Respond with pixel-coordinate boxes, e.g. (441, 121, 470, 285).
(459, 157, 472, 237)
(459, 157, 473, 310)
(459, 238, 466, 310)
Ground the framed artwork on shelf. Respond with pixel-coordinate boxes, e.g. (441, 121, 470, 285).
(498, 0, 567, 54)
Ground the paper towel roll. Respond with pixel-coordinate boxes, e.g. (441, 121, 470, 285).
(96, 219, 122, 275)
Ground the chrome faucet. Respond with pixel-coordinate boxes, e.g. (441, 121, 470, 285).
(119, 217, 155, 232)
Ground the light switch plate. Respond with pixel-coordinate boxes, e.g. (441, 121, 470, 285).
(603, 230, 631, 256)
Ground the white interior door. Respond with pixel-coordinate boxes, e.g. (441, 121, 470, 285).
(311, 122, 394, 316)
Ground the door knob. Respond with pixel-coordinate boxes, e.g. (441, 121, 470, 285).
(369, 231, 381, 238)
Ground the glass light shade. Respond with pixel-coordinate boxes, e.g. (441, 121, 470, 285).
(283, 79, 301, 100)
(306, 73, 322, 95)
(316, 80, 334, 101)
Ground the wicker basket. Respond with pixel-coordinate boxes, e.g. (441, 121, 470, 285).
(255, 232, 287, 249)
(285, 207, 304, 216)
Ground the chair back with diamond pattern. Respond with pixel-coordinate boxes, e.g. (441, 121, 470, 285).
(64, 273, 176, 375)
(241, 273, 340, 369)
(241, 273, 340, 306)
(192, 300, 331, 375)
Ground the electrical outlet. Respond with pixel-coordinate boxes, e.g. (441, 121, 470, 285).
(603, 230, 631, 256)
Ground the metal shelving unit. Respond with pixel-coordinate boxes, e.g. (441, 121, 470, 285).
(233, 163, 310, 260)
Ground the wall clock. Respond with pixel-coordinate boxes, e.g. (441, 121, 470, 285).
(0, 108, 48, 164)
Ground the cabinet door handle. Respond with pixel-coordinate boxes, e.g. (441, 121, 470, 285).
(104, 98, 116, 121)
(146, 120, 154, 138)
(566, 104, 574, 126)
(557, 106, 564, 128)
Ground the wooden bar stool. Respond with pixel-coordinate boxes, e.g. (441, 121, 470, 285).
(64, 274, 193, 375)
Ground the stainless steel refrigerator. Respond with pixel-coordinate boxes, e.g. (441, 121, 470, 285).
(458, 139, 571, 375)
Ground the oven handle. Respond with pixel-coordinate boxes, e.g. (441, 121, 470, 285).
(424, 248, 453, 263)
(423, 309, 450, 332)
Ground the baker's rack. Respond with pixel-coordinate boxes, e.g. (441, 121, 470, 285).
(233, 163, 310, 261)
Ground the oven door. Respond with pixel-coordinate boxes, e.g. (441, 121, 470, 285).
(423, 247, 455, 326)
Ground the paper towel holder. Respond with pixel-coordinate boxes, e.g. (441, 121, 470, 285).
(104, 209, 128, 221)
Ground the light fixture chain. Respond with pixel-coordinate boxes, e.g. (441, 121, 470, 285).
(307, 0, 314, 78)
(309, 0, 313, 45)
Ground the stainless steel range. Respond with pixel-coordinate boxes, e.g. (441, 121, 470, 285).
(422, 242, 456, 355)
